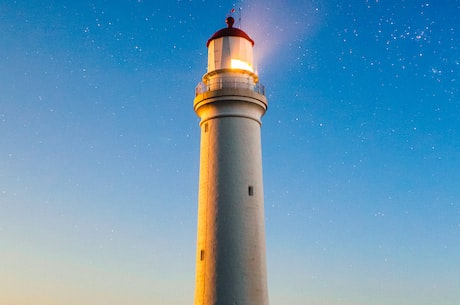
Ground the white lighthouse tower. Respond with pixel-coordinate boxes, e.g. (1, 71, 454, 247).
(193, 17, 269, 305)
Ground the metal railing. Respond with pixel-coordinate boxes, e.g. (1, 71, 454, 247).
(195, 78, 265, 96)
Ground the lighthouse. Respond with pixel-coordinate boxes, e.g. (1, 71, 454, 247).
(193, 16, 269, 305)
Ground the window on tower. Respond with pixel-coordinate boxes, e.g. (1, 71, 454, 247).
(248, 185, 254, 196)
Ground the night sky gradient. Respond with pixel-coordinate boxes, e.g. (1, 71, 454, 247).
(1, 1, 459, 305)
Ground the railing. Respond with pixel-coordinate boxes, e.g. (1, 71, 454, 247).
(195, 79, 265, 96)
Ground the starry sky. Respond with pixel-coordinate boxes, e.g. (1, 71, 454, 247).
(1, 1, 459, 305)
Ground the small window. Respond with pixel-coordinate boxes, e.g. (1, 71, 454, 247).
(204, 123, 208, 133)
(200, 250, 205, 261)
(248, 185, 254, 196)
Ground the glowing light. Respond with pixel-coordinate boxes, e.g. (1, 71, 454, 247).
(231, 59, 254, 72)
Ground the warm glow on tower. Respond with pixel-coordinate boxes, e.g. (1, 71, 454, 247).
(231, 58, 254, 72)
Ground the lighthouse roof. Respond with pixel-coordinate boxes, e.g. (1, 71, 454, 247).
(207, 17, 254, 47)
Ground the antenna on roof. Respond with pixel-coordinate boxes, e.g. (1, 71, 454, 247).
(238, 7, 242, 29)
(227, 6, 242, 29)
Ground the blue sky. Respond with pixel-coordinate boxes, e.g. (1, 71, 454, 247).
(1, 1, 459, 304)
